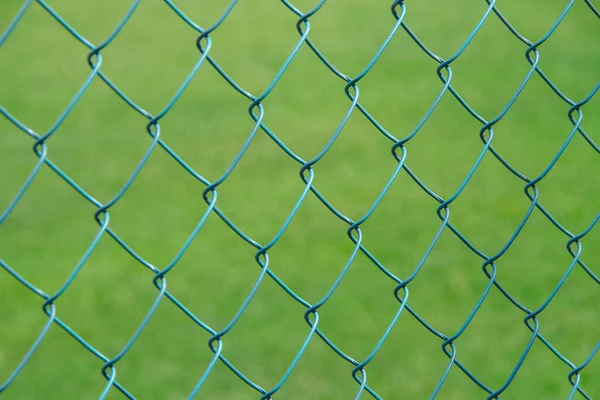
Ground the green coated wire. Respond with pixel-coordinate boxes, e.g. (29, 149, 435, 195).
(0, 0, 598, 398)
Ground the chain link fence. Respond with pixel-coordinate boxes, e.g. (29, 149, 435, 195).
(1, 0, 599, 399)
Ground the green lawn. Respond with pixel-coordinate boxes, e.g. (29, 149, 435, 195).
(1, 0, 599, 399)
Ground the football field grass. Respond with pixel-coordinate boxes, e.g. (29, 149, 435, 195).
(1, 1, 599, 399)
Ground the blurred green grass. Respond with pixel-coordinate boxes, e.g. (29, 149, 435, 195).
(1, 0, 599, 399)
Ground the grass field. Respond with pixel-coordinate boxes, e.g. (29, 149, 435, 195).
(1, 1, 599, 399)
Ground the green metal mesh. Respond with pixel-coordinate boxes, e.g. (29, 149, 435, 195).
(1, 1, 599, 399)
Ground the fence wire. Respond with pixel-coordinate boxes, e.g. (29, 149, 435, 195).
(1, 0, 599, 399)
